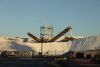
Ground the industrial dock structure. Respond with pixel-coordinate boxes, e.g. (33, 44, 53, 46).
(0, 26, 100, 67)
(0, 26, 100, 59)
(0, 26, 73, 57)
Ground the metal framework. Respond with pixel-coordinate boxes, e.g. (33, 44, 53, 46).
(40, 26, 53, 41)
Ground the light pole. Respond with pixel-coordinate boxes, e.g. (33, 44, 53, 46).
(40, 37, 43, 56)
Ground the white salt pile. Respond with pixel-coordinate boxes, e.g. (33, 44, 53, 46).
(0, 36, 71, 55)
(71, 35, 100, 51)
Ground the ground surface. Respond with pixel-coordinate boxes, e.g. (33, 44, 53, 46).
(0, 58, 100, 67)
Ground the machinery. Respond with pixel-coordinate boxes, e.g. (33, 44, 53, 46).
(49, 26, 72, 42)
(27, 26, 74, 56)
(0, 26, 74, 57)
(27, 26, 73, 42)
(27, 32, 40, 42)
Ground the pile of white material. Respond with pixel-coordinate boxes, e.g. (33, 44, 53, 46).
(71, 35, 100, 51)
(1, 35, 100, 54)
(26, 42, 71, 55)
(0, 36, 71, 55)
(0, 36, 8, 42)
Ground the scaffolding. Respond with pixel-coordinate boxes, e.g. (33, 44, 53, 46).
(40, 26, 53, 41)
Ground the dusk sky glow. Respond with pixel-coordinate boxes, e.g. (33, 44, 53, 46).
(0, 0, 100, 37)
